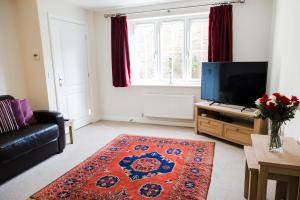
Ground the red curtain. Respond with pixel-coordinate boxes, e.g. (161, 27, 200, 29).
(208, 5, 233, 62)
(111, 16, 131, 87)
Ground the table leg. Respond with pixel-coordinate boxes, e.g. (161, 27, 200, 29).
(275, 181, 287, 200)
(249, 170, 258, 200)
(257, 165, 269, 200)
(287, 176, 299, 200)
(244, 162, 250, 198)
(194, 106, 198, 134)
(69, 123, 74, 144)
(298, 179, 300, 200)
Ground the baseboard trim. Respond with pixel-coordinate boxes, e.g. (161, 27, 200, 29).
(92, 114, 102, 123)
(97, 115, 195, 128)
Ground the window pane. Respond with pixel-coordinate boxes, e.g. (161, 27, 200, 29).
(190, 20, 208, 79)
(132, 24, 155, 80)
(160, 21, 184, 80)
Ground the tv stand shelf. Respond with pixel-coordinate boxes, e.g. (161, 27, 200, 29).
(195, 102, 267, 146)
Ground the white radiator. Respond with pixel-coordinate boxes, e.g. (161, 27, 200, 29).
(143, 94, 195, 120)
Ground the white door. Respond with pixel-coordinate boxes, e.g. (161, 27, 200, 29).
(49, 17, 92, 129)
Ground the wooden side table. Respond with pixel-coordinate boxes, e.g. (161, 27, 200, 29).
(251, 135, 300, 200)
(64, 119, 74, 144)
(244, 146, 299, 200)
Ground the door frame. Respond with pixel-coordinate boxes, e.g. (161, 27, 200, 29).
(47, 13, 94, 127)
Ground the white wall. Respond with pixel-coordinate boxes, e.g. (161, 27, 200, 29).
(0, 0, 28, 98)
(16, 0, 48, 110)
(36, 0, 100, 119)
(94, 0, 273, 126)
(232, 0, 273, 61)
(0, 0, 274, 127)
(269, 0, 300, 139)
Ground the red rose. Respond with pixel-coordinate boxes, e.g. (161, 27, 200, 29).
(262, 94, 268, 99)
(259, 94, 269, 105)
(272, 93, 281, 99)
(280, 96, 291, 105)
(291, 96, 299, 102)
(294, 101, 300, 107)
(266, 102, 276, 110)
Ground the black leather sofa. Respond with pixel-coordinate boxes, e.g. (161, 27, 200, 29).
(0, 95, 66, 184)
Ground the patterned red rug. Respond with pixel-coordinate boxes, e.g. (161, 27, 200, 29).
(31, 135, 215, 200)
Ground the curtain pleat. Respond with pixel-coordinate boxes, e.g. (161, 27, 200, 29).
(111, 16, 131, 87)
(208, 5, 233, 62)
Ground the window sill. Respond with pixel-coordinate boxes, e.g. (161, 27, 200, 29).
(131, 82, 201, 88)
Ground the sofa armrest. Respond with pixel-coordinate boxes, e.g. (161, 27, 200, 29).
(33, 111, 66, 152)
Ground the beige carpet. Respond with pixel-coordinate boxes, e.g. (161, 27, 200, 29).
(0, 121, 275, 200)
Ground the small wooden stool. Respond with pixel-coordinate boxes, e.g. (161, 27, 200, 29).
(244, 146, 299, 200)
(64, 119, 74, 144)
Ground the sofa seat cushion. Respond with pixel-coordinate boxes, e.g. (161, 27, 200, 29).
(0, 124, 59, 164)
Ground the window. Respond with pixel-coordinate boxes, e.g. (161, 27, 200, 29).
(160, 21, 185, 80)
(129, 15, 208, 86)
(190, 20, 208, 79)
(132, 23, 155, 79)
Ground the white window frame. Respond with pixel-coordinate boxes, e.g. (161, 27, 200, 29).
(128, 14, 208, 87)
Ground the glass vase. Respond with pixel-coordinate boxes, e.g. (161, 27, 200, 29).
(268, 120, 284, 152)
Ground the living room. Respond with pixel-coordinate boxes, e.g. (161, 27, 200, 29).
(0, 0, 299, 199)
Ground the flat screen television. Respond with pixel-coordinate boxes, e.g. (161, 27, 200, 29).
(201, 62, 268, 108)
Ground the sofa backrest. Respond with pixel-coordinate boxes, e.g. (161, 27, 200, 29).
(0, 95, 14, 101)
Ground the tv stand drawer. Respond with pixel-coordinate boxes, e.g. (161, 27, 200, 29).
(198, 117, 223, 136)
(224, 124, 253, 145)
(195, 102, 267, 146)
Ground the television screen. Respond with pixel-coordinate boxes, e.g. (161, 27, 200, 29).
(201, 62, 268, 107)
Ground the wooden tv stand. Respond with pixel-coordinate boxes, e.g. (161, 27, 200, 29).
(195, 102, 267, 145)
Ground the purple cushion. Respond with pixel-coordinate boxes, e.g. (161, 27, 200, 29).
(0, 100, 19, 133)
(20, 99, 36, 124)
(10, 99, 28, 128)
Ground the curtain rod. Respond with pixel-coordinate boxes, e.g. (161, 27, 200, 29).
(104, 0, 245, 18)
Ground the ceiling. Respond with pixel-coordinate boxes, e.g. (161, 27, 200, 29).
(65, 0, 187, 9)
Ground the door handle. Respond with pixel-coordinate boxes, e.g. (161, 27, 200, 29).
(58, 78, 64, 87)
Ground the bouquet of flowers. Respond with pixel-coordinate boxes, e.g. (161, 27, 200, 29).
(255, 93, 299, 151)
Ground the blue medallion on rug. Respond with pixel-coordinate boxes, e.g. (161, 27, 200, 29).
(119, 152, 175, 181)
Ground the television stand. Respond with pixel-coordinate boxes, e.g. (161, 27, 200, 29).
(194, 102, 267, 146)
